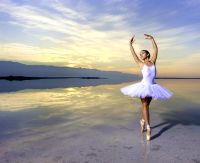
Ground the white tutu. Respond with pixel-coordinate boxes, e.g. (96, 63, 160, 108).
(120, 82, 173, 100)
(120, 64, 173, 100)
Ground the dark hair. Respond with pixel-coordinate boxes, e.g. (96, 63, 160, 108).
(142, 50, 150, 59)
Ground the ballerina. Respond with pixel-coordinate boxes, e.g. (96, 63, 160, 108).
(120, 34, 173, 141)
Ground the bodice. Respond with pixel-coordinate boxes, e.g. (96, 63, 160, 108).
(141, 64, 156, 85)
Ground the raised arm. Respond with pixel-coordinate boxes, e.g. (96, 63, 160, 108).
(129, 36, 143, 65)
(144, 34, 158, 64)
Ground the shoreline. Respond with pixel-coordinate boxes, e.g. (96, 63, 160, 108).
(0, 75, 200, 81)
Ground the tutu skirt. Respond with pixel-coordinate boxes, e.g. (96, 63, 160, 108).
(120, 81, 173, 100)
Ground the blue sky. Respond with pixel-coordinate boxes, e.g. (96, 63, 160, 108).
(0, 0, 200, 77)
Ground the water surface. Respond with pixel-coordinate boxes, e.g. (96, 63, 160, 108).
(0, 79, 199, 162)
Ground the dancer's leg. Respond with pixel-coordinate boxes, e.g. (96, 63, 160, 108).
(140, 97, 149, 125)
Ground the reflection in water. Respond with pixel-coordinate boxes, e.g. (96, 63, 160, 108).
(140, 134, 151, 163)
(0, 83, 140, 141)
(0, 79, 199, 162)
(0, 86, 115, 111)
(0, 79, 199, 136)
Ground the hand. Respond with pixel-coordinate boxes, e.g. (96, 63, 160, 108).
(144, 34, 154, 40)
(129, 35, 135, 45)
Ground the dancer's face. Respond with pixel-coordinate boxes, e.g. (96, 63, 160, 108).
(140, 50, 147, 60)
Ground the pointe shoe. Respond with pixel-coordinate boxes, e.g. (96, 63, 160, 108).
(140, 119, 145, 133)
(146, 124, 151, 141)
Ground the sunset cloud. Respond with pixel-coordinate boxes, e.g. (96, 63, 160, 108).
(0, 0, 199, 77)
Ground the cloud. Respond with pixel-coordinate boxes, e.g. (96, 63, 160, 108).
(0, 0, 136, 63)
(0, 0, 200, 77)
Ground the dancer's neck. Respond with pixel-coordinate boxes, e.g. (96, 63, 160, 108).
(143, 59, 149, 64)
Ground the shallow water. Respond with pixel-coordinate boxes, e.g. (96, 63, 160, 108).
(0, 79, 200, 137)
(0, 79, 199, 162)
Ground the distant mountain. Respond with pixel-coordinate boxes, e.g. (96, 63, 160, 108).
(0, 61, 139, 82)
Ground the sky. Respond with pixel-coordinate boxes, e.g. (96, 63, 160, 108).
(0, 0, 200, 77)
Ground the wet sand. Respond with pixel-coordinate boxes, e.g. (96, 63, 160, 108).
(1, 114, 200, 163)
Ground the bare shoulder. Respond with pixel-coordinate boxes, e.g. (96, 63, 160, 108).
(138, 61, 144, 70)
(150, 60, 156, 65)
(150, 59, 157, 65)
